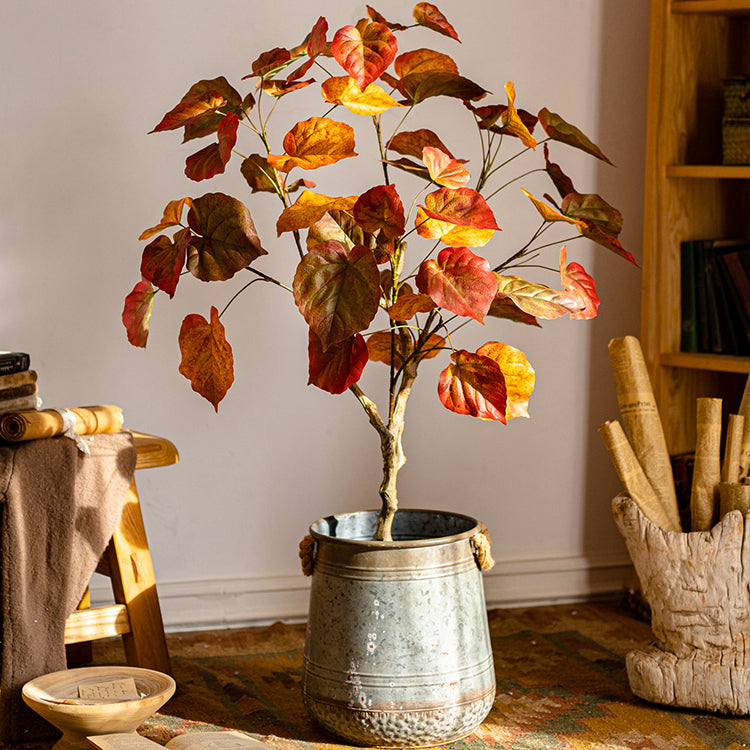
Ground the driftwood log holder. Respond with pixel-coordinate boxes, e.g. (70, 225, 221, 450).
(613, 493, 750, 714)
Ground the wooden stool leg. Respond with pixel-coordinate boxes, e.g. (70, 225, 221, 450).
(66, 588, 93, 666)
(105, 477, 171, 675)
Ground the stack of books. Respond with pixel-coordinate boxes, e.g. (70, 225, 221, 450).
(0, 352, 41, 414)
(680, 239, 750, 356)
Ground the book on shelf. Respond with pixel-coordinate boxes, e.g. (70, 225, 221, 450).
(680, 239, 750, 356)
(0, 352, 30, 375)
(87, 731, 270, 750)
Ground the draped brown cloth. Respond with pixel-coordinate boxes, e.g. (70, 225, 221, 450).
(0, 432, 137, 744)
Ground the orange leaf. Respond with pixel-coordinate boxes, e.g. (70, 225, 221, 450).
(276, 190, 358, 236)
(250, 47, 293, 78)
(416, 187, 499, 247)
(394, 48, 458, 78)
(261, 78, 315, 97)
(366, 330, 411, 370)
(422, 146, 470, 188)
(139, 198, 193, 241)
(149, 92, 226, 133)
(366, 6, 408, 31)
(413, 3, 460, 42)
(178, 306, 234, 411)
(502, 82, 536, 149)
(476, 342, 535, 420)
(397, 71, 487, 104)
(267, 117, 357, 172)
(122, 280, 155, 348)
(331, 21, 398, 90)
(559, 246, 600, 320)
(387, 129, 465, 162)
(388, 291, 435, 320)
(438, 350, 507, 422)
(321, 76, 403, 115)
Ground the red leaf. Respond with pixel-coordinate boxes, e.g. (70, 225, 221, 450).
(293, 241, 381, 350)
(308, 330, 368, 394)
(179, 77, 251, 142)
(487, 296, 541, 327)
(122, 280, 155, 348)
(149, 91, 226, 133)
(332, 21, 398, 90)
(366, 6, 408, 30)
(543, 143, 575, 199)
(140, 227, 191, 298)
(261, 78, 316, 97)
(559, 247, 600, 319)
(186, 193, 266, 281)
(397, 71, 487, 104)
(184, 113, 238, 181)
(178, 306, 234, 411)
(307, 16, 329, 57)
(413, 3, 460, 41)
(353, 185, 405, 240)
(416, 246, 497, 322)
(438, 350, 507, 422)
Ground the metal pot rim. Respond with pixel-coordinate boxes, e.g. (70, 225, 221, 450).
(308, 508, 480, 548)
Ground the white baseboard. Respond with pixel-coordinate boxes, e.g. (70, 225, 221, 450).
(89, 553, 634, 633)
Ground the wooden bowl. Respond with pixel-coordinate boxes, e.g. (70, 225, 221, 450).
(22, 666, 175, 750)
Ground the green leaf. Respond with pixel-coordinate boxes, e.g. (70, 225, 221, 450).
(186, 193, 266, 281)
(293, 241, 381, 350)
(538, 108, 614, 165)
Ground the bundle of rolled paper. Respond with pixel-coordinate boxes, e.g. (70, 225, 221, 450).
(600, 335, 750, 532)
(0, 369, 42, 414)
(0, 405, 124, 443)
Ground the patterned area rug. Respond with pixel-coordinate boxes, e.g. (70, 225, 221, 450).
(17, 601, 750, 749)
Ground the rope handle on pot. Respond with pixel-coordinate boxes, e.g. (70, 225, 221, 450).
(471, 523, 495, 571)
(299, 534, 316, 576)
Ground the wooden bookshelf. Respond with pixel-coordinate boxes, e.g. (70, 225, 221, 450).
(641, 0, 750, 454)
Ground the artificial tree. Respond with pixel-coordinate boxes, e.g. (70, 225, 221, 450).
(123, 2, 635, 541)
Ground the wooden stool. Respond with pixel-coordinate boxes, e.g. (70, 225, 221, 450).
(63, 432, 177, 676)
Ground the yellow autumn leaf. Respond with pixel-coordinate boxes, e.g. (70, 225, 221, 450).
(521, 188, 587, 229)
(476, 341, 535, 419)
(502, 82, 536, 149)
(415, 206, 495, 247)
(276, 190, 358, 236)
(321, 76, 403, 116)
(267, 117, 357, 172)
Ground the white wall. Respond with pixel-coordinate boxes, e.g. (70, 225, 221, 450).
(1, 0, 648, 629)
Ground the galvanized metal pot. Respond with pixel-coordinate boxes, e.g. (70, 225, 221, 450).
(301, 509, 496, 747)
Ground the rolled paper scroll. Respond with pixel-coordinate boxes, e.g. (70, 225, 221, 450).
(719, 482, 750, 517)
(608, 336, 681, 531)
(722, 414, 744, 484)
(690, 397, 722, 531)
(598, 419, 680, 531)
(0, 405, 124, 442)
(738, 377, 750, 480)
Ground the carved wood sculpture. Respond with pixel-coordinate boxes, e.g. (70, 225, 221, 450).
(612, 493, 750, 714)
